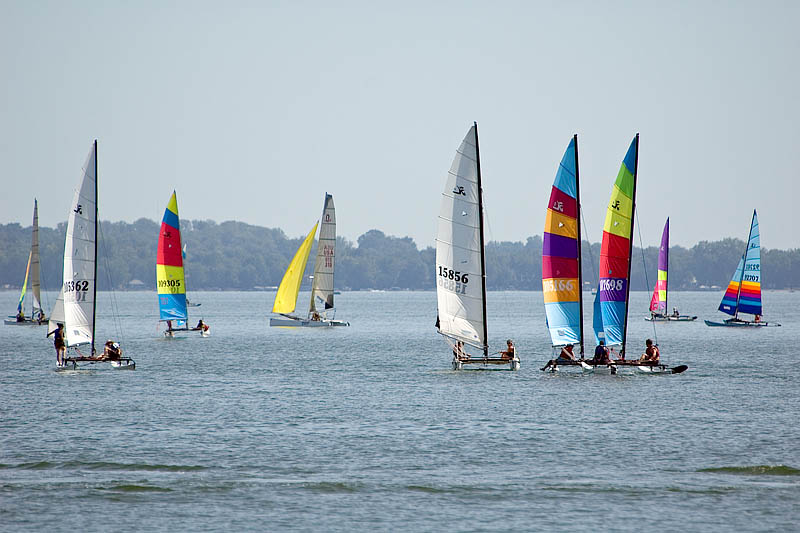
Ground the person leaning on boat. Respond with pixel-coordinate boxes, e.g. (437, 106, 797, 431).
(47, 323, 66, 365)
(452, 340, 467, 361)
(97, 340, 121, 361)
(592, 340, 611, 364)
(541, 343, 575, 371)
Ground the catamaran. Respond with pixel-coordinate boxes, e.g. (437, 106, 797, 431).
(47, 141, 135, 370)
(269, 193, 349, 327)
(156, 191, 209, 337)
(4, 200, 47, 326)
(544, 135, 686, 374)
(435, 123, 519, 371)
(645, 218, 697, 321)
(705, 210, 780, 327)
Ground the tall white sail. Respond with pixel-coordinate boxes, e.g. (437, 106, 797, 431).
(48, 289, 65, 335)
(310, 193, 336, 315)
(61, 142, 97, 348)
(30, 199, 42, 315)
(435, 125, 486, 350)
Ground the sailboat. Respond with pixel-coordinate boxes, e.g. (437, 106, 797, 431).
(645, 218, 697, 321)
(156, 191, 208, 336)
(47, 141, 135, 370)
(435, 123, 519, 370)
(5, 201, 47, 326)
(705, 210, 780, 327)
(269, 193, 349, 327)
(540, 135, 585, 371)
(585, 135, 685, 374)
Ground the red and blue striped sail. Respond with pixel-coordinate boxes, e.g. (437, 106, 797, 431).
(157, 191, 188, 322)
(597, 136, 637, 346)
(542, 137, 581, 346)
(719, 210, 761, 317)
(649, 218, 669, 313)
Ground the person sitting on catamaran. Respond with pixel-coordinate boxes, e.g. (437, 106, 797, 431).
(638, 339, 660, 363)
(452, 340, 468, 361)
(541, 343, 576, 371)
(194, 319, 209, 332)
(16, 310, 25, 322)
(672, 307, 679, 317)
(96, 340, 122, 360)
(592, 341, 611, 364)
(754, 314, 762, 323)
(500, 340, 516, 360)
(37, 310, 46, 324)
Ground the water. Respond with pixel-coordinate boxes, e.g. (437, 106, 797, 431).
(2, 290, 799, 531)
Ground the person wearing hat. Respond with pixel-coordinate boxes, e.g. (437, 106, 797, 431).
(541, 343, 576, 371)
(100, 339, 121, 361)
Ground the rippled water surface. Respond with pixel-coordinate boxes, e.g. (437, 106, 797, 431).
(2, 290, 799, 531)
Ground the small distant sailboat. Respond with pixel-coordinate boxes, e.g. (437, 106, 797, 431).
(269, 193, 349, 327)
(157, 191, 208, 336)
(47, 141, 135, 369)
(705, 210, 780, 327)
(645, 218, 697, 322)
(435, 123, 519, 370)
(5, 200, 47, 326)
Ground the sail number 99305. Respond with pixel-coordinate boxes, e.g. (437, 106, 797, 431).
(158, 279, 182, 293)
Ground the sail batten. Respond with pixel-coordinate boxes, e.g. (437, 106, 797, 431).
(543, 136, 582, 347)
(435, 124, 487, 351)
(157, 191, 188, 322)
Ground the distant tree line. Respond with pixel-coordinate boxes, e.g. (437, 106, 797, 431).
(1, 219, 798, 292)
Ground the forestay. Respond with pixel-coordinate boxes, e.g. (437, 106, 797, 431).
(435, 124, 485, 350)
(310, 194, 336, 315)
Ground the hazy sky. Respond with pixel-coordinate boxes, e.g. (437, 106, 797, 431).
(2, 1, 798, 250)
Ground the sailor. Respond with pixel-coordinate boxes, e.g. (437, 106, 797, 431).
(672, 307, 679, 317)
(452, 340, 467, 361)
(16, 309, 25, 322)
(500, 340, 515, 360)
(541, 343, 575, 371)
(47, 323, 66, 366)
(101, 339, 121, 360)
(639, 339, 660, 363)
(592, 340, 610, 364)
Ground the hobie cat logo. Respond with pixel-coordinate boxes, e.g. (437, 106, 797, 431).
(74, 204, 83, 215)
(453, 186, 466, 196)
(611, 200, 621, 210)
(552, 200, 564, 212)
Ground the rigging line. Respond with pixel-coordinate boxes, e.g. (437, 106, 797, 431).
(480, 190, 511, 342)
(98, 222, 125, 346)
(579, 206, 598, 287)
(635, 210, 658, 346)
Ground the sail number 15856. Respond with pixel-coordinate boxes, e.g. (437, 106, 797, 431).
(438, 266, 469, 284)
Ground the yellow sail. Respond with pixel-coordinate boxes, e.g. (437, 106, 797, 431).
(272, 223, 319, 314)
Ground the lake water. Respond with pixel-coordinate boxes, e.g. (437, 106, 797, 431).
(2, 290, 799, 531)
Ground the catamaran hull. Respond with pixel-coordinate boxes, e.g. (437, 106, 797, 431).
(269, 317, 350, 327)
(452, 357, 520, 371)
(4, 319, 47, 326)
(704, 320, 780, 327)
(544, 361, 686, 375)
(56, 358, 136, 371)
(645, 315, 697, 322)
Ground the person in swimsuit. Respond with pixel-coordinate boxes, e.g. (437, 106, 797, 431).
(541, 343, 576, 371)
(638, 339, 660, 363)
(500, 340, 516, 360)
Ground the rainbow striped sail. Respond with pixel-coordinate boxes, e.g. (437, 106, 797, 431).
(649, 218, 669, 314)
(157, 191, 188, 323)
(597, 135, 638, 347)
(719, 210, 761, 317)
(543, 136, 582, 347)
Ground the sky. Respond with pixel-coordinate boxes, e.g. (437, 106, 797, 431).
(1, 1, 798, 250)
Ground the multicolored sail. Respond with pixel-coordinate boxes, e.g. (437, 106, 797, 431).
(597, 135, 638, 347)
(157, 191, 188, 322)
(719, 210, 761, 317)
(16, 251, 32, 316)
(649, 218, 669, 314)
(543, 136, 581, 347)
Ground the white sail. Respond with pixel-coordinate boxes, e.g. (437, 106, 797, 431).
(61, 142, 97, 348)
(435, 125, 486, 349)
(48, 288, 65, 335)
(309, 193, 336, 316)
(30, 199, 42, 315)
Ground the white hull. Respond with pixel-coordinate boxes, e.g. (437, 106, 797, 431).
(645, 315, 697, 322)
(56, 359, 136, 371)
(270, 316, 349, 327)
(452, 357, 520, 371)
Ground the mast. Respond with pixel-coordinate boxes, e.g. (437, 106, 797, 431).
(474, 122, 489, 357)
(91, 140, 98, 355)
(733, 210, 756, 319)
(573, 134, 584, 357)
(621, 133, 639, 358)
(664, 218, 669, 316)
